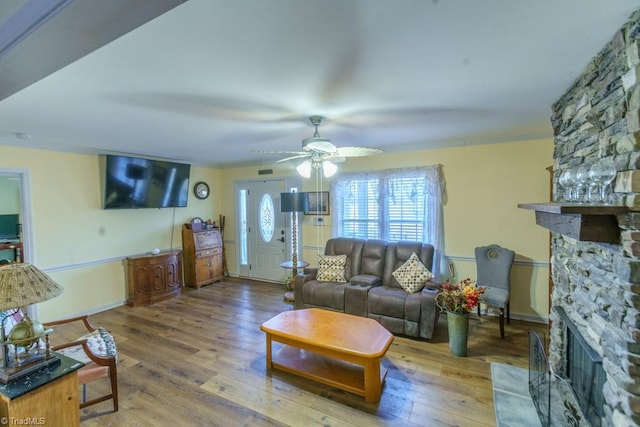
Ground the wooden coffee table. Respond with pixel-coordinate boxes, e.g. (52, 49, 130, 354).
(260, 308, 394, 402)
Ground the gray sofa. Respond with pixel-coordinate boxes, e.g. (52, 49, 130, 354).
(294, 237, 441, 339)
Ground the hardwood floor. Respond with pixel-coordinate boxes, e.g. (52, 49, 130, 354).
(51, 278, 546, 426)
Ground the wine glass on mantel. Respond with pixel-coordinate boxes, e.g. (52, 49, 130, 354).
(590, 160, 617, 204)
(575, 164, 592, 204)
(558, 169, 576, 203)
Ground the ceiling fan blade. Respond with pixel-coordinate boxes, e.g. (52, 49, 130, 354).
(252, 150, 306, 155)
(276, 154, 310, 163)
(326, 156, 346, 163)
(302, 136, 336, 153)
(335, 146, 384, 157)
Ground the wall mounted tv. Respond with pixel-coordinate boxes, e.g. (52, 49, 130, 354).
(103, 155, 191, 209)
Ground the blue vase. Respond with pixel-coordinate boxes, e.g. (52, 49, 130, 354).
(447, 311, 469, 357)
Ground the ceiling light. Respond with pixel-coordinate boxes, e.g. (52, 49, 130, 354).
(322, 161, 337, 177)
(296, 160, 312, 178)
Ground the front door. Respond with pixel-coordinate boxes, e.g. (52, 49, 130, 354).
(247, 180, 286, 282)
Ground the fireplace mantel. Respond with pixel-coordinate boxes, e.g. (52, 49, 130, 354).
(518, 203, 628, 243)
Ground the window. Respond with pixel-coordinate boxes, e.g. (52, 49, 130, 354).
(332, 165, 445, 276)
(239, 189, 248, 265)
(258, 193, 274, 242)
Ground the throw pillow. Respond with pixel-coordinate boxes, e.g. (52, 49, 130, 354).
(316, 254, 347, 282)
(392, 252, 435, 293)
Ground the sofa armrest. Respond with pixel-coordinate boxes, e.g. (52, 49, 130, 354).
(418, 282, 441, 339)
(302, 266, 318, 276)
(423, 280, 442, 292)
(294, 271, 317, 309)
(295, 271, 317, 287)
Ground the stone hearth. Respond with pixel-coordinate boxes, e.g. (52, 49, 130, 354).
(549, 9, 640, 426)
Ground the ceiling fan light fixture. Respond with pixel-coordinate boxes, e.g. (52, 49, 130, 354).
(322, 160, 337, 177)
(296, 160, 312, 178)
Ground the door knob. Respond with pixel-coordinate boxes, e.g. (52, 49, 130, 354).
(278, 237, 285, 243)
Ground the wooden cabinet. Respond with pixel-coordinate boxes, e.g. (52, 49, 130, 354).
(182, 226, 223, 289)
(0, 355, 81, 427)
(126, 250, 183, 306)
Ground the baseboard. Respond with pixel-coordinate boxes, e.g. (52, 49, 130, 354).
(479, 307, 548, 324)
(60, 300, 126, 321)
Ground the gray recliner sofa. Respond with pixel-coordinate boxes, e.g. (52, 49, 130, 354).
(294, 237, 441, 339)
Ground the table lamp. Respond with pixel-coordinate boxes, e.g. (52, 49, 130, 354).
(281, 192, 308, 301)
(0, 263, 64, 383)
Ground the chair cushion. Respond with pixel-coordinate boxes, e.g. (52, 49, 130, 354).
(481, 286, 509, 308)
(57, 327, 117, 364)
(316, 254, 347, 282)
(392, 252, 434, 293)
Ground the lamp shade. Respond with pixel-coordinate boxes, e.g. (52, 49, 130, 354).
(322, 160, 337, 177)
(296, 160, 312, 178)
(281, 192, 308, 213)
(0, 264, 63, 311)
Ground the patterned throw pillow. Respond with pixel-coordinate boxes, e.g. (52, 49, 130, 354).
(316, 254, 347, 283)
(392, 252, 435, 293)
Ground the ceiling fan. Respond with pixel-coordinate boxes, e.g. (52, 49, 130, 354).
(257, 115, 384, 177)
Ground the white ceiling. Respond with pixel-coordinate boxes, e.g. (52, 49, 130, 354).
(0, 0, 638, 168)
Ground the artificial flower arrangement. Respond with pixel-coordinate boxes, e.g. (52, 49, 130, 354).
(435, 278, 485, 314)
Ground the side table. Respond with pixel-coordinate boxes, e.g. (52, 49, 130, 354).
(0, 352, 84, 426)
(279, 260, 309, 303)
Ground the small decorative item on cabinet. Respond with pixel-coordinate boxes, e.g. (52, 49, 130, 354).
(189, 217, 204, 231)
(182, 225, 223, 289)
(126, 250, 183, 307)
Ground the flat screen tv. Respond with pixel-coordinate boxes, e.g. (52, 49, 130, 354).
(0, 214, 19, 241)
(103, 155, 191, 209)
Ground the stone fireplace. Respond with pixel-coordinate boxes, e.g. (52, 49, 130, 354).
(547, 9, 640, 426)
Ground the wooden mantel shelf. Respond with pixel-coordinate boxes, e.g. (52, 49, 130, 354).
(518, 203, 628, 243)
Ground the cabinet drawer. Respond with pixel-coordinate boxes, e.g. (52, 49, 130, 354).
(194, 230, 222, 250)
(196, 248, 220, 258)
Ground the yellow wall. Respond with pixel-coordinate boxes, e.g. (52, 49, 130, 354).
(0, 146, 221, 321)
(219, 138, 554, 322)
(1, 137, 553, 323)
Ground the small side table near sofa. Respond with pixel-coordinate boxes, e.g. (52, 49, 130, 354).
(280, 260, 309, 302)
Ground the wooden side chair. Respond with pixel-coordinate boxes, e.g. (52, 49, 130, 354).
(475, 244, 515, 339)
(43, 315, 118, 412)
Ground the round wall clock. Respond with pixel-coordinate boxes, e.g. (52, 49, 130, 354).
(193, 181, 210, 200)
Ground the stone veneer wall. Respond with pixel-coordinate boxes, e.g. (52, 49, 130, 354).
(549, 10, 640, 426)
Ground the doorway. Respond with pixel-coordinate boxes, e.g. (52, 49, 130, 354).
(0, 169, 33, 263)
(235, 177, 302, 282)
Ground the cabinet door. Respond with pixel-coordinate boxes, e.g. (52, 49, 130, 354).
(194, 255, 213, 285)
(150, 264, 166, 292)
(211, 250, 223, 280)
(133, 265, 151, 296)
(166, 259, 181, 290)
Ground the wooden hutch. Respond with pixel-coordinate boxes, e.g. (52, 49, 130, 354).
(181, 225, 223, 289)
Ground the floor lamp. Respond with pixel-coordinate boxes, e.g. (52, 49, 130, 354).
(280, 192, 308, 302)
